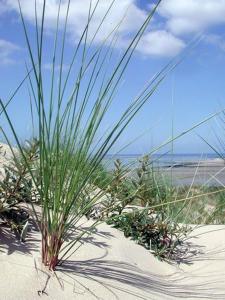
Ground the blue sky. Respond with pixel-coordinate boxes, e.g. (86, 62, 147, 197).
(0, 0, 225, 154)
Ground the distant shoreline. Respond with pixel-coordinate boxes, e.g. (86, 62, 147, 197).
(161, 158, 225, 168)
(104, 155, 225, 186)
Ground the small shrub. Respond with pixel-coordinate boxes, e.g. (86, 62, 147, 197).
(107, 209, 190, 260)
(0, 139, 39, 240)
(105, 159, 135, 215)
(132, 155, 168, 207)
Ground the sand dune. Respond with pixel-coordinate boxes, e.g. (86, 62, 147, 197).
(0, 143, 225, 299)
(1, 221, 225, 300)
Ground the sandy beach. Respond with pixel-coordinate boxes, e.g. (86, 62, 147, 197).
(1, 220, 225, 300)
(1, 144, 225, 299)
(161, 159, 225, 186)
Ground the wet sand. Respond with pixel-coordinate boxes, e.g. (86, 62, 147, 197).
(160, 159, 225, 186)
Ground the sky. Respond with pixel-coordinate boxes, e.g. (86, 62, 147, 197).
(0, 0, 225, 154)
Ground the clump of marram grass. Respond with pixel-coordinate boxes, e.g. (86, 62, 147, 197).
(1, 0, 222, 271)
(1, 0, 177, 270)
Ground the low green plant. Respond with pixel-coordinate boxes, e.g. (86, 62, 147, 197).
(0, 139, 39, 240)
(95, 156, 170, 218)
(107, 208, 190, 260)
(104, 159, 134, 215)
(131, 155, 168, 207)
(100, 156, 193, 260)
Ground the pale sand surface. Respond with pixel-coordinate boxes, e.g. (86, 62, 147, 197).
(161, 164, 225, 186)
(0, 143, 18, 180)
(1, 222, 225, 300)
(1, 143, 225, 299)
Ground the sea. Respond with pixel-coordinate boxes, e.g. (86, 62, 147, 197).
(103, 153, 222, 169)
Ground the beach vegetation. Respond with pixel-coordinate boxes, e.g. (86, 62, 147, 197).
(0, 139, 39, 241)
(107, 207, 190, 260)
(0, 0, 223, 273)
(0, 0, 179, 270)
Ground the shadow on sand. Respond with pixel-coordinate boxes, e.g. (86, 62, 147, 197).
(0, 222, 40, 255)
(1, 222, 225, 300)
(57, 254, 225, 300)
(55, 228, 225, 300)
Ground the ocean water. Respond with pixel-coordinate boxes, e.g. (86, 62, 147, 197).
(103, 153, 222, 170)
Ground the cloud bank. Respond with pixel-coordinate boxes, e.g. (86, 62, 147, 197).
(1, 0, 225, 63)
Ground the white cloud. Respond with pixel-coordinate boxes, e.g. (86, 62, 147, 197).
(0, 39, 20, 65)
(158, 0, 225, 35)
(4, 0, 147, 42)
(6, 0, 225, 58)
(137, 30, 185, 57)
(2, 0, 225, 58)
(2, 0, 225, 66)
(0, 0, 186, 58)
